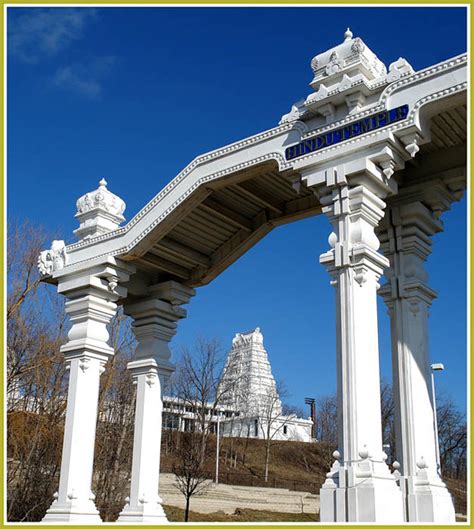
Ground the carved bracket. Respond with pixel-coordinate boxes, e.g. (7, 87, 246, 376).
(38, 240, 68, 277)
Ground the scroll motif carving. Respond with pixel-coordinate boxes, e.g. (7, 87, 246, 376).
(38, 240, 68, 276)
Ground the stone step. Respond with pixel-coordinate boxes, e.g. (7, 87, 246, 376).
(159, 473, 320, 515)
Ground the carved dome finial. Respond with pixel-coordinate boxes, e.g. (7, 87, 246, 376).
(74, 178, 126, 240)
(344, 27, 353, 41)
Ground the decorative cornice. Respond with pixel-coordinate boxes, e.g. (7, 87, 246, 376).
(64, 152, 291, 266)
(408, 81, 467, 117)
(291, 81, 467, 166)
(61, 53, 466, 268)
(379, 53, 466, 104)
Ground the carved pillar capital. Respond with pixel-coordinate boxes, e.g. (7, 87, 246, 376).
(320, 183, 389, 285)
(378, 201, 442, 306)
(124, 280, 195, 385)
(58, 260, 133, 363)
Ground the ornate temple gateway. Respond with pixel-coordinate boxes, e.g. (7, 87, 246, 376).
(38, 30, 466, 523)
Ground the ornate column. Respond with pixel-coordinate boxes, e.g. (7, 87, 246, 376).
(42, 261, 132, 523)
(378, 199, 457, 522)
(118, 281, 195, 524)
(318, 179, 404, 523)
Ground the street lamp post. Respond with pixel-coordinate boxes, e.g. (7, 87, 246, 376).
(305, 397, 316, 439)
(431, 362, 445, 475)
(215, 411, 221, 484)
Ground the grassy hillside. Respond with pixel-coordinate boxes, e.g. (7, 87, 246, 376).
(162, 432, 335, 493)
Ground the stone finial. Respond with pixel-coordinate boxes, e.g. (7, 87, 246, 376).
(279, 98, 306, 124)
(74, 179, 126, 240)
(307, 29, 387, 97)
(416, 457, 428, 470)
(344, 28, 353, 42)
(387, 57, 414, 82)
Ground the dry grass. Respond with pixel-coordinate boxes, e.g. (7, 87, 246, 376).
(163, 505, 318, 522)
(162, 434, 330, 493)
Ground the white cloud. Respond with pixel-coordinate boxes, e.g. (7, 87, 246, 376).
(52, 56, 118, 99)
(8, 8, 97, 63)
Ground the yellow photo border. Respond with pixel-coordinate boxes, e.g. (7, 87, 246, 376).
(1, 2, 471, 529)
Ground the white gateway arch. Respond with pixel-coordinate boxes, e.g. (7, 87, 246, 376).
(37, 29, 467, 524)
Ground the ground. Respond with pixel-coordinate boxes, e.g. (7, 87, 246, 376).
(163, 505, 318, 522)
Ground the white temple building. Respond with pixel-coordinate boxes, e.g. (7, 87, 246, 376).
(161, 328, 313, 442)
(217, 328, 313, 443)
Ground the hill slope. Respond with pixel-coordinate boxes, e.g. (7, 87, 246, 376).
(161, 433, 335, 493)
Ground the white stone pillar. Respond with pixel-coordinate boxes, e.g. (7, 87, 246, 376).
(42, 265, 131, 523)
(378, 201, 455, 522)
(319, 184, 404, 523)
(118, 281, 194, 524)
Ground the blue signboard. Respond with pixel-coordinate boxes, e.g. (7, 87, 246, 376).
(285, 105, 409, 161)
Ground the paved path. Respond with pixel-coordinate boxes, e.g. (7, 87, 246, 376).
(160, 473, 320, 515)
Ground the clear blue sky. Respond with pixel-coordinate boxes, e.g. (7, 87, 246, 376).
(8, 6, 468, 413)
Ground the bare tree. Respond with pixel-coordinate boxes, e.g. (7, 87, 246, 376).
(6, 220, 64, 395)
(316, 382, 394, 447)
(171, 337, 242, 464)
(93, 309, 136, 521)
(255, 381, 296, 483)
(7, 221, 68, 522)
(315, 394, 337, 445)
(315, 385, 395, 468)
(380, 380, 395, 462)
(172, 432, 210, 522)
(436, 394, 467, 480)
(7, 220, 49, 321)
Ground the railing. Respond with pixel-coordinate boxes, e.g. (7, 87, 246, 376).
(211, 470, 323, 495)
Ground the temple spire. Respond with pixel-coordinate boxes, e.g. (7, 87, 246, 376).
(219, 328, 281, 416)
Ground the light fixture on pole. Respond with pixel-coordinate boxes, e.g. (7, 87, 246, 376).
(305, 397, 316, 439)
(431, 362, 444, 475)
(215, 407, 222, 484)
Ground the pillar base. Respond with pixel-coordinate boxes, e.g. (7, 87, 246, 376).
(117, 502, 168, 524)
(404, 473, 456, 523)
(42, 499, 102, 524)
(320, 460, 404, 523)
